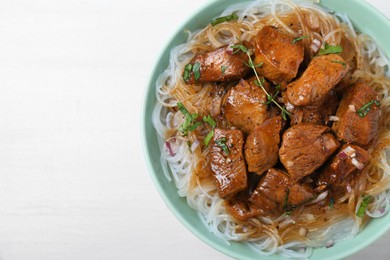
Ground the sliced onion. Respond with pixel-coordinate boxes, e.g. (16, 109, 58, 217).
(347, 184, 352, 193)
(165, 141, 175, 156)
(351, 157, 364, 170)
(191, 139, 200, 153)
(211, 95, 223, 117)
(342, 146, 356, 157)
(309, 190, 329, 204)
(326, 239, 335, 248)
(299, 227, 308, 237)
(226, 45, 234, 55)
(348, 104, 356, 112)
(310, 38, 321, 52)
(337, 151, 348, 159)
(328, 115, 339, 121)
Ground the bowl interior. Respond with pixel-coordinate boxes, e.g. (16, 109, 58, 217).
(142, 0, 390, 259)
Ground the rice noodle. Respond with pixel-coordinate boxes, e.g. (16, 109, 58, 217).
(152, 0, 390, 258)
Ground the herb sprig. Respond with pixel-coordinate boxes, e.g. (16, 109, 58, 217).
(183, 62, 201, 82)
(203, 115, 216, 146)
(357, 99, 381, 118)
(210, 12, 239, 26)
(230, 44, 291, 120)
(292, 35, 309, 44)
(177, 102, 201, 135)
(215, 137, 229, 155)
(319, 43, 343, 55)
(331, 60, 347, 67)
(356, 195, 372, 218)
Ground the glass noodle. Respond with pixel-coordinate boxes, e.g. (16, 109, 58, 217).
(152, 0, 390, 258)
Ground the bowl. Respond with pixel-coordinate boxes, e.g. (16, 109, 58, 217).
(141, 0, 390, 259)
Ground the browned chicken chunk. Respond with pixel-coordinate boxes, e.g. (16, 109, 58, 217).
(286, 54, 349, 106)
(249, 187, 279, 215)
(183, 45, 250, 84)
(317, 144, 370, 187)
(286, 90, 340, 126)
(224, 197, 262, 221)
(251, 168, 314, 208)
(223, 78, 269, 134)
(332, 82, 381, 148)
(253, 26, 304, 84)
(245, 116, 282, 173)
(279, 124, 340, 181)
(210, 128, 247, 199)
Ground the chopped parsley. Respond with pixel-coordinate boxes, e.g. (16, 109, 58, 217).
(203, 115, 217, 146)
(203, 115, 216, 128)
(183, 63, 192, 82)
(215, 137, 229, 155)
(329, 197, 335, 208)
(221, 65, 228, 75)
(210, 12, 239, 26)
(182, 62, 201, 82)
(331, 60, 347, 67)
(192, 62, 201, 81)
(319, 43, 343, 55)
(356, 195, 372, 218)
(357, 99, 381, 118)
(177, 102, 200, 135)
(292, 35, 309, 44)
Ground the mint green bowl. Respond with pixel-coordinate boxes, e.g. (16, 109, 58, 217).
(142, 0, 390, 259)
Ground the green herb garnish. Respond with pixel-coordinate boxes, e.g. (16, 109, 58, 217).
(329, 197, 335, 208)
(244, 60, 263, 69)
(203, 115, 216, 128)
(230, 44, 248, 54)
(203, 115, 217, 146)
(292, 35, 309, 44)
(183, 62, 201, 82)
(204, 131, 214, 147)
(319, 43, 343, 55)
(210, 12, 239, 26)
(177, 102, 200, 135)
(192, 62, 201, 81)
(331, 60, 347, 67)
(229, 43, 291, 119)
(357, 100, 381, 118)
(183, 63, 192, 82)
(221, 65, 228, 75)
(356, 195, 372, 218)
(264, 85, 281, 105)
(215, 137, 229, 155)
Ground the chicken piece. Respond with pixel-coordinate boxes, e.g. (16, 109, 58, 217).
(286, 54, 349, 106)
(183, 45, 250, 84)
(317, 144, 370, 187)
(245, 116, 282, 173)
(253, 26, 304, 84)
(332, 82, 381, 148)
(222, 78, 269, 134)
(210, 128, 247, 199)
(279, 124, 340, 181)
(249, 187, 279, 215)
(251, 168, 314, 209)
(286, 90, 340, 126)
(224, 197, 262, 221)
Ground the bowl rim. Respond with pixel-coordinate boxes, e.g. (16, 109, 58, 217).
(141, 0, 390, 259)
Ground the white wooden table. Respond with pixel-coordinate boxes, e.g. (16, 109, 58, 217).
(0, 0, 388, 259)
